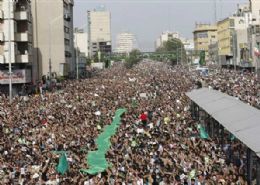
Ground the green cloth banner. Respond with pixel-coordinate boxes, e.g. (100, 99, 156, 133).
(80, 108, 127, 175)
(198, 124, 209, 139)
(56, 152, 69, 175)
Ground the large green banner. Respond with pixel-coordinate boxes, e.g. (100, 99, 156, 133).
(80, 108, 127, 175)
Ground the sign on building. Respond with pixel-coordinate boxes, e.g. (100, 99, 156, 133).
(0, 69, 31, 84)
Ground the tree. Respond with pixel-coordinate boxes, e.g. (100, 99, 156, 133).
(156, 38, 187, 65)
(125, 49, 142, 68)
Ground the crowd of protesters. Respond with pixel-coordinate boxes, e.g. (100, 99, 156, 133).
(195, 67, 260, 109)
(0, 61, 258, 184)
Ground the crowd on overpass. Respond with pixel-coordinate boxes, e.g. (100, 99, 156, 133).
(0, 61, 258, 184)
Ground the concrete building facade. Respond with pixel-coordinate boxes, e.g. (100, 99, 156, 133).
(115, 32, 137, 53)
(0, 0, 33, 93)
(74, 28, 88, 77)
(155, 31, 180, 49)
(248, 0, 260, 72)
(87, 8, 111, 57)
(32, 0, 74, 79)
(193, 24, 218, 61)
(217, 15, 249, 67)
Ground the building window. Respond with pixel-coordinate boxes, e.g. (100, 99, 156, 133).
(230, 19, 235, 27)
(64, 26, 69, 33)
(197, 32, 208, 38)
(64, 3, 68, 10)
(65, 39, 70, 46)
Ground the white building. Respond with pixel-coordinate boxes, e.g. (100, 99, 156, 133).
(250, 0, 260, 24)
(155, 31, 180, 49)
(87, 8, 111, 57)
(115, 32, 137, 53)
(32, 0, 74, 78)
(181, 38, 194, 52)
(74, 29, 88, 57)
(0, 0, 33, 92)
(74, 28, 88, 77)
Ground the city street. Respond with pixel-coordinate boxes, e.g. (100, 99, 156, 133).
(0, 61, 259, 184)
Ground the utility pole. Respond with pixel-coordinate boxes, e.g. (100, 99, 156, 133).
(48, 22, 52, 79)
(177, 48, 179, 65)
(8, 0, 12, 103)
(75, 32, 79, 80)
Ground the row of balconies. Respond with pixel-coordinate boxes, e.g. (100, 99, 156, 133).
(0, 10, 32, 22)
(0, 32, 32, 42)
(0, 54, 32, 64)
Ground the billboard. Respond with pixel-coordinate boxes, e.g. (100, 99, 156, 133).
(0, 69, 31, 84)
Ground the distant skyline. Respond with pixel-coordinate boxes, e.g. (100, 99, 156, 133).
(74, 0, 247, 51)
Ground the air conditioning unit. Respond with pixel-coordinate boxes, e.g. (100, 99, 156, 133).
(64, 13, 71, 21)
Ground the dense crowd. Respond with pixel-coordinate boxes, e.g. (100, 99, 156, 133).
(0, 61, 258, 184)
(197, 68, 260, 109)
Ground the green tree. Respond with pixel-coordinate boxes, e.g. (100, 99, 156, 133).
(125, 49, 142, 68)
(156, 38, 187, 65)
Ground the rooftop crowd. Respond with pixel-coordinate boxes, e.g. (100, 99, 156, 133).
(0, 61, 259, 184)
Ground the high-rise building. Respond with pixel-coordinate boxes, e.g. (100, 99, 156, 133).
(155, 31, 180, 49)
(115, 32, 137, 53)
(87, 8, 111, 57)
(74, 28, 88, 57)
(193, 24, 217, 60)
(32, 0, 74, 79)
(0, 0, 33, 93)
(74, 28, 88, 77)
(250, 0, 260, 24)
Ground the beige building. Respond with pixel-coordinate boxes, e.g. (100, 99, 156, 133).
(193, 24, 217, 60)
(217, 16, 248, 66)
(87, 8, 111, 57)
(0, 0, 33, 89)
(32, 0, 74, 79)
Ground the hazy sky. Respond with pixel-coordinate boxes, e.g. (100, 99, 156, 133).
(74, 0, 247, 51)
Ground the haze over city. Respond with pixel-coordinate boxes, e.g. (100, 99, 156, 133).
(74, 0, 247, 51)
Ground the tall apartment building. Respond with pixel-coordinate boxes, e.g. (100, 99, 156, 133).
(115, 32, 137, 53)
(32, 0, 74, 79)
(193, 24, 217, 61)
(0, 0, 33, 94)
(155, 31, 180, 49)
(74, 28, 88, 77)
(87, 8, 111, 57)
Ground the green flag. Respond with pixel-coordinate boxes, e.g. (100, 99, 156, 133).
(197, 124, 209, 139)
(56, 153, 69, 175)
(199, 51, 206, 66)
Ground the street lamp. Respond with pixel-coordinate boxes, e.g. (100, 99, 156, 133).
(8, 0, 18, 103)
